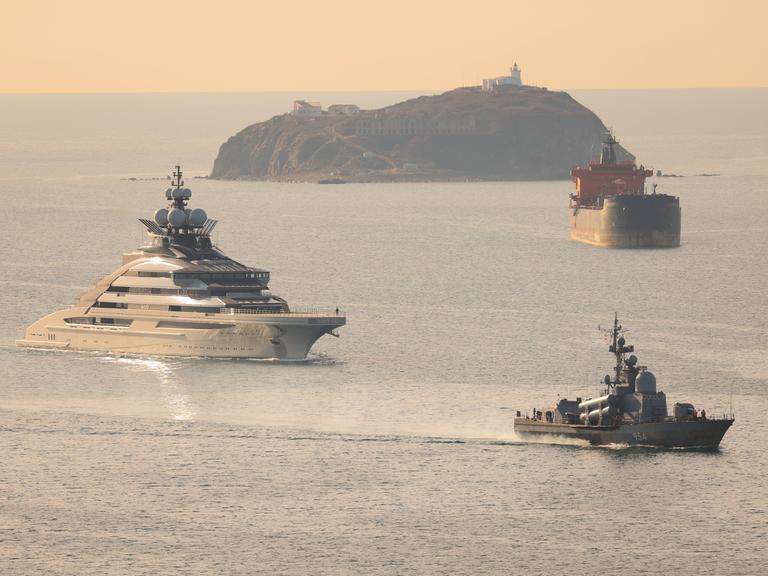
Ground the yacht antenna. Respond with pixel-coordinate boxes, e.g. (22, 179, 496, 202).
(172, 165, 184, 189)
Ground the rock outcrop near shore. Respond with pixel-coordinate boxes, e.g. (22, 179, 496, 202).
(211, 86, 630, 182)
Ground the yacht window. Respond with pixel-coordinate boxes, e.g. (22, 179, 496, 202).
(90, 317, 132, 327)
(180, 306, 220, 313)
(64, 317, 94, 325)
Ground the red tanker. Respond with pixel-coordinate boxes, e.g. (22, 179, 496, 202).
(570, 135, 653, 205)
(568, 133, 681, 248)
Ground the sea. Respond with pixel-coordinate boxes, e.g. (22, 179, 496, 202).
(0, 89, 766, 575)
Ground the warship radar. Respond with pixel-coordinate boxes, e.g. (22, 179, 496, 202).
(514, 315, 733, 448)
(17, 166, 345, 359)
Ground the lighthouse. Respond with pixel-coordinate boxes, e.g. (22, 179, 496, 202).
(509, 63, 522, 85)
(482, 63, 523, 91)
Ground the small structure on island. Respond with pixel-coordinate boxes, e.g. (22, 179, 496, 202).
(328, 104, 361, 116)
(482, 63, 523, 91)
(292, 100, 322, 116)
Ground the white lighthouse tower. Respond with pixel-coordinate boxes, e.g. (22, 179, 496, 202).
(509, 62, 522, 85)
(482, 62, 523, 91)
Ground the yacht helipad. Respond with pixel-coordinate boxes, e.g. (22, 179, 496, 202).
(17, 167, 345, 359)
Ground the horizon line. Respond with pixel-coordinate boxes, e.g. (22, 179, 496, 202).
(1, 85, 767, 97)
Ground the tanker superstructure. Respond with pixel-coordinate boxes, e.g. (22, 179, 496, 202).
(17, 167, 345, 360)
(514, 315, 733, 449)
(569, 134, 681, 248)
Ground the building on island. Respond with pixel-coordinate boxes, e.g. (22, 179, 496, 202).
(482, 63, 522, 91)
(292, 100, 323, 116)
(328, 104, 361, 116)
(355, 115, 476, 137)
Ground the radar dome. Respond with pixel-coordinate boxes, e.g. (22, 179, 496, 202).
(168, 208, 186, 227)
(627, 354, 638, 366)
(165, 187, 174, 200)
(154, 208, 169, 227)
(636, 371, 657, 394)
(189, 208, 207, 227)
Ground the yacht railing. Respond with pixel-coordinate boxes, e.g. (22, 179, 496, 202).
(216, 307, 345, 317)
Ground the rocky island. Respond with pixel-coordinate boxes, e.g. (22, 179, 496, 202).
(212, 69, 630, 182)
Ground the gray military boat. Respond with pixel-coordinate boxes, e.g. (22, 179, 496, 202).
(514, 315, 734, 448)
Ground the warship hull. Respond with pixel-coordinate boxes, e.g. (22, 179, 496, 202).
(514, 417, 733, 449)
(570, 194, 681, 248)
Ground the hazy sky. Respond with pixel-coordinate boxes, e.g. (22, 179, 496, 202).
(2, 0, 766, 93)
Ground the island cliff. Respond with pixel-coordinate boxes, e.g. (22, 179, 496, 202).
(211, 85, 631, 182)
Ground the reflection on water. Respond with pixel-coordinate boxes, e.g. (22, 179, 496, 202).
(109, 357, 196, 422)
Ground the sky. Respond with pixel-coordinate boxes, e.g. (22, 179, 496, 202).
(1, 0, 766, 93)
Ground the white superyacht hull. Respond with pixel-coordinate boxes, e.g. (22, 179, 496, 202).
(19, 167, 346, 360)
(17, 307, 344, 360)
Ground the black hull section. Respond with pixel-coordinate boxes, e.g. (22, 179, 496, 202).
(570, 194, 681, 248)
(514, 418, 733, 449)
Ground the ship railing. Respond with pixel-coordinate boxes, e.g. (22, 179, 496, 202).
(671, 412, 734, 422)
(216, 307, 345, 317)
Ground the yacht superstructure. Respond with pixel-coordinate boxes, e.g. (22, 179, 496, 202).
(17, 167, 345, 359)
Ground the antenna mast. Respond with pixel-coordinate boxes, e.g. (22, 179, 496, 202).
(172, 165, 184, 189)
(602, 313, 634, 391)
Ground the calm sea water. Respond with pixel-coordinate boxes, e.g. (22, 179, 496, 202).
(0, 90, 767, 575)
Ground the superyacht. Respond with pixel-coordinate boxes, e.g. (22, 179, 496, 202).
(17, 167, 346, 359)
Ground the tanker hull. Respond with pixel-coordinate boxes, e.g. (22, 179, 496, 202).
(570, 194, 681, 248)
(514, 418, 733, 449)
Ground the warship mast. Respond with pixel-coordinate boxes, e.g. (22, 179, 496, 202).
(604, 313, 634, 393)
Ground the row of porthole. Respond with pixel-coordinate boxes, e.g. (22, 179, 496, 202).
(161, 344, 259, 351)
